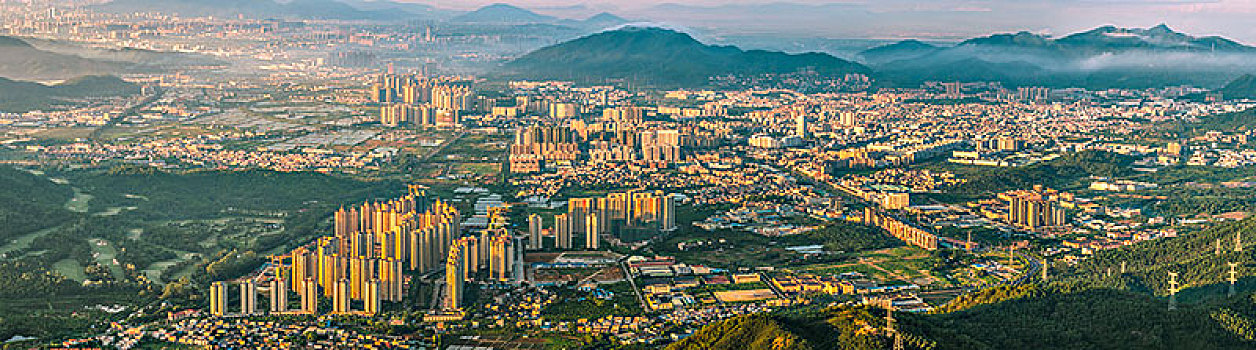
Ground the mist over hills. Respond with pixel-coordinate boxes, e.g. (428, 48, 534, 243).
(0, 75, 140, 113)
(861, 25, 1256, 88)
(0, 36, 118, 81)
(501, 27, 870, 86)
(0, 35, 223, 82)
(1220, 74, 1256, 100)
(451, 3, 631, 31)
(502, 23, 1256, 90)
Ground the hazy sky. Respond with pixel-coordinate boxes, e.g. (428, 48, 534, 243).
(402, 0, 1256, 43)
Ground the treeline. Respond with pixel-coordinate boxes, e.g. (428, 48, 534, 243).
(949, 150, 1135, 196)
(71, 167, 403, 221)
(781, 221, 902, 253)
(1156, 108, 1256, 139)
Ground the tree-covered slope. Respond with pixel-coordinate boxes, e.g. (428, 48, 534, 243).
(0, 75, 140, 113)
(0, 166, 75, 242)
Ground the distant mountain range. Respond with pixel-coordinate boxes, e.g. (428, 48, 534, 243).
(860, 24, 1256, 88)
(450, 3, 630, 30)
(0, 36, 117, 81)
(502, 24, 1256, 89)
(452, 3, 557, 23)
(500, 27, 869, 86)
(0, 75, 140, 113)
(0, 35, 223, 81)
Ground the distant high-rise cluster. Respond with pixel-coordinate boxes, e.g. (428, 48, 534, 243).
(509, 125, 580, 173)
(1003, 186, 1069, 229)
(602, 106, 644, 124)
(372, 73, 472, 128)
(1016, 86, 1051, 102)
(327, 51, 377, 67)
(541, 191, 678, 250)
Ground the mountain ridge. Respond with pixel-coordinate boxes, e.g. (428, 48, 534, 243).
(0, 75, 140, 113)
(861, 24, 1256, 88)
(502, 26, 870, 86)
(451, 3, 557, 23)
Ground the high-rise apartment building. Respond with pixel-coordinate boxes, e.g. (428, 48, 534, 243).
(554, 213, 571, 249)
(209, 281, 228, 317)
(527, 213, 542, 249)
(240, 280, 257, 316)
(270, 277, 287, 313)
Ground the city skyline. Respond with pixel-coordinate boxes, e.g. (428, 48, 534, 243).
(396, 0, 1256, 42)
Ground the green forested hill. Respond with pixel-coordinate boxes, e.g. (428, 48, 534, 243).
(676, 216, 1256, 350)
(665, 315, 815, 350)
(666, 308, 893, 350)
(0, 75, 139, 112)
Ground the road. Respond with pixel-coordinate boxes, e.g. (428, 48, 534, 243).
(1014, 251, 1043, 285)
(618, 258, 648, 311)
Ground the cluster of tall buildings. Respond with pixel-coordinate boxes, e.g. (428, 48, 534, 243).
(209, 186, 463, 317)
(602, 106, 644, 124)
(541, 191, 678, 250)
(1002, 186, 1069, 230)
(509, 125, 580, 173)
(372, 74, 472, 127)
(509, 122, 687, 173)
(442, 226, 524, 310)
(584, 123, 684, 166)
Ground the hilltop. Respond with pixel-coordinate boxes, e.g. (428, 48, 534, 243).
(0, 75, 140, 113)
(451, 3, 556, 23)
(0, 36, 116, 81)
(502, 26, 869, 86)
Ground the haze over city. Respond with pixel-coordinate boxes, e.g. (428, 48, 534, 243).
(397, 0, 1256, 42)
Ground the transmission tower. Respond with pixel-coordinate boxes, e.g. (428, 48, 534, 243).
(1120, 261, 1126, 274)
(1042, 258, 1049, 281)
(1168, 272, 1179, 311)
(1229, 262, 1239, 297)
(886, 304, 904, 350)
(1217, 239, 1223, 256)
(1237, 233, 1244, 252)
